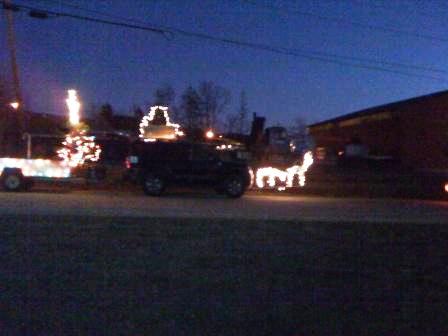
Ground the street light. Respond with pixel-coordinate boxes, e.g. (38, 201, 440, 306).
(9, 101, 19, 110)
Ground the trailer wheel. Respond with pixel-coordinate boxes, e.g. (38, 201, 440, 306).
(2, 171, 24, 191)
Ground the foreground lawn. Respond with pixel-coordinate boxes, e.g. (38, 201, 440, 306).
(2, 216, 448, 335)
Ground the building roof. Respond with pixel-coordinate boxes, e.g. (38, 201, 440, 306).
(308, 89, 448, 129)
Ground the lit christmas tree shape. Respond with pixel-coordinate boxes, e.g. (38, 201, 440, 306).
(58, 131, 101, 168)
(139, 106, 183, 142)
(57, 90, 101, 167)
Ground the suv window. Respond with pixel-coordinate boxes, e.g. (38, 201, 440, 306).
(192, 144, 218, 161)
(161, 142, 191, 161)
(132, 141, 191, 161)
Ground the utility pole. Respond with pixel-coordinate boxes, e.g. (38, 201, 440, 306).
(3, 0, 24, 154)
(4, 0, 22, 105)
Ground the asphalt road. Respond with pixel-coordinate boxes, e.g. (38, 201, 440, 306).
(2, 189, 448, 334)
(0, 188, 447, 223)
(3, 215, 448, 335)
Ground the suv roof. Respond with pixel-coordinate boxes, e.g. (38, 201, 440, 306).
(132, 140, 246, 162)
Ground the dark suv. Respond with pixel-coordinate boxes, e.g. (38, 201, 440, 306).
(125, 140, 251, 198)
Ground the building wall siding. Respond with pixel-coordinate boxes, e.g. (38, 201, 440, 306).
(308, 93, 448, 170)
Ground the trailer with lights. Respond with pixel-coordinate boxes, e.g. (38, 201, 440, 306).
(0, 133, 79, 192)
(0, 90, 102, 192)
(0, 157, 72, 191)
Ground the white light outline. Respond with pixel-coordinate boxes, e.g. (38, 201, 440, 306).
(0, 158, 71, 178)
(139, 106, 183, 141)
(255, 151, 314, 190)
(66, 89, 81, 126)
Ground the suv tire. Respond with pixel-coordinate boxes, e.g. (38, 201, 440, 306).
(143, 173, 165, 196)
(2, 171, 24, 191)
(223, 175, 245, 198)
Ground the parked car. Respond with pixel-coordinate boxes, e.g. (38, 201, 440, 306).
(125, 140, 251, 198)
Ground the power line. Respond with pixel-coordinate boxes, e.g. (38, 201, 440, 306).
(27, 0, 147, 23)
(165, 29, 446, 81)
(289, 49, 447, 74)
(46, 0, 447, 34)
(23, 0, 447, 75)
(3, 0, 447, 82)
(1, 1, 169, 36)
(351, 0, 447, 21)
(242, 0, 448, 44)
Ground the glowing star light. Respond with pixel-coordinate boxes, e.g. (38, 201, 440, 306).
(139, 106, 183, 142)
(66, 89, 81, 126)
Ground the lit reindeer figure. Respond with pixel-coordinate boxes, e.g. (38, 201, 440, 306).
(255, 151, 314, 191)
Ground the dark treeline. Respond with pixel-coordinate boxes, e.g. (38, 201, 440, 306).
(90, 81, 251, 134)
(0, 77, 307, 155)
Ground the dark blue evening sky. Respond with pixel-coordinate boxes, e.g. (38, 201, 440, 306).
(1, 0, 447, 127)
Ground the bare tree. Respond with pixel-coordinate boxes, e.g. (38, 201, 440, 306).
(152, 84, 184, 123)
(153, 84, 175, 107)
(237, 90, 250, 133)
(180, 86, 201, 129)
(150, 82, 231, 131)
(197, 81, 230, 130)
(132, 105, 144, 121)
(288, 116, 308, 152)
(90, 103, 115, 131)
(85, 103, 99, 118)
(224, 113, 239, 134)
(225, 90, 250, 134)
(100, 103, 114, 122)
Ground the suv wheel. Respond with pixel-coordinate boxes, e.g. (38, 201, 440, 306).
(224, 175, 245, 198)
(2, 172, 24, 191)
(143, 173, 165, 196)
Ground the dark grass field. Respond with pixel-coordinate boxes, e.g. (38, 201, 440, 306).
(2, 215, 448, 335)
